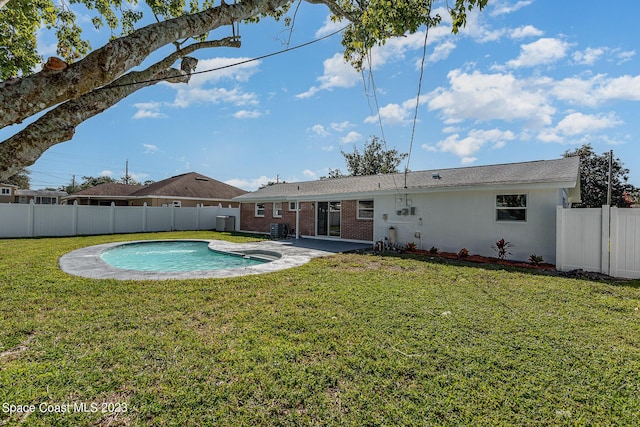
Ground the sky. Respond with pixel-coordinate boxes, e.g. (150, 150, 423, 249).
(4, 0, 640, 190)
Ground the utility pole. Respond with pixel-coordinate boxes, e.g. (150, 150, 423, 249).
(125, 160, 129, 185)
(606, 150, 613, 206)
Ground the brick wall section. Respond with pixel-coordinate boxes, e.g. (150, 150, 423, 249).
(240, 200, 373, 241)
(298, 202, 316, 236)
(240, 202, 298, 235)
(341, 200, 374, 241)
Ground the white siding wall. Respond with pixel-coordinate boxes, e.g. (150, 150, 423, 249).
(374, 188, 561, 263)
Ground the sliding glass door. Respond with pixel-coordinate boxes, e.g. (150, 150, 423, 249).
(317, 201, 341, 237)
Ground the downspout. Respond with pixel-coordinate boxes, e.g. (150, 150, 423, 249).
(295, 200, 300, 239)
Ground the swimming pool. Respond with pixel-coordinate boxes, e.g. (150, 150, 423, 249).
(100, 240, 269, 272)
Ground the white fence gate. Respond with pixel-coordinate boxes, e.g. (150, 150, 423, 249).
(556, 206, 640, 279)
(0, 203, 240, 238)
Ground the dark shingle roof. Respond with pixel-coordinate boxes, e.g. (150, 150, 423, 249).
(129, 172, 247, 200)
(234, 157, 580, 201)
(70, 183, 143, 197)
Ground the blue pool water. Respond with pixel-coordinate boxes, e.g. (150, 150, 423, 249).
(100, 241, 267, 272)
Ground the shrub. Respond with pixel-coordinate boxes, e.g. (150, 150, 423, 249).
(458, 248, 469, 258)
(405, 242, 417, 251)
(491, 238, 513, 260)
(529, 254, 544, 265)
(429, 246, 439, 255)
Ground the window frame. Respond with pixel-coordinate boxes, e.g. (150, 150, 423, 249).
(495, 194, 527, 222)
(288, 201, 298, 211)
(357, 199, 374, 220)
(273, 202, 283, 218)
(255, 202, 265, 217)
(0, 187, 11, 195)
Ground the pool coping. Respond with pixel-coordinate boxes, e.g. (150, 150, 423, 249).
(59, 239, 357, 280)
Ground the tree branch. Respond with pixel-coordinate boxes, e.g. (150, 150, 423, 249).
(0, 38, 241, 180)
(0, 0, 291, 130)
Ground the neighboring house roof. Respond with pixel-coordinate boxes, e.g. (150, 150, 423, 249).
(0, 183, 19, 188)
(128, 172, 247, 201)
(64, 183, 144, 200)
(62, 173, 247, 203)
(15, 189, 68, 197)
(234, 157, 581, 202)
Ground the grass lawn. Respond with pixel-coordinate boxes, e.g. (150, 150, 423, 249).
(1, 231, 639, 426)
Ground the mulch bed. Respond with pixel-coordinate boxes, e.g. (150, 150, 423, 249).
(405, 249, 557, 271)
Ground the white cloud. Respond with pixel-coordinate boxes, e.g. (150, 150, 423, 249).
(616, 49, 636, 64)
(173, 87, 258, 108)
(428, 40, 457, 63)
(340, 131, 362, 144)
(132, 102, 167, 120)
(315, 14, 346, 38)
(302, 169, 317, 179)
(309, 124, 330, 137)
(365, 103, 409, 126)
(551, 74, 640, 107)
(509, 25, 544, 39)
(143, 144, 158, 154)
(556, 112, 622, 136)
(224, 176, 274, 191)
(427, 69, 555, 126)
(432, 128, 515, 160)
(537, 112, 623, 144)
(572, 47, 606, 65)
(100, 170, 113, 177)
(330, 121, 353, 132)
(233, 110, 262, 119)
(296, 53, 360, 99)
(490, 0, 533, 16)
(507, 38, 571, 68)
(190, 57, 260, 86)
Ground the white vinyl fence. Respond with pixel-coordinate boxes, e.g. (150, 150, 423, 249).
(556, 206, 640, 279)
(0, 203, 239, 238)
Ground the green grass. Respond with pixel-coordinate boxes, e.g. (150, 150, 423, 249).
(1, 231, 639, 426)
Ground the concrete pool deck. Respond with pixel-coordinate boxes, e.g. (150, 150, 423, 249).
(59, 238, 371, 280)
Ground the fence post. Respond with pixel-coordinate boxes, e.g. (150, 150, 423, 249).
(609, 207, 618, 277)
(27, 200, 35, 237)
(555, 206, 564, 271)
(142, 202, 147, 232)
(72, 201, 78, 235)
(110, 202, 116, 234)
(170, 204, 175, 231)
(601, 205, 610, 275)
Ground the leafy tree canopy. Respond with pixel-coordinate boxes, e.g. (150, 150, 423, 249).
(4, 167, 30, 189)
(562, 144, 637, 208)
(323, 136, 408, 178)
(0, 0, 488, 181)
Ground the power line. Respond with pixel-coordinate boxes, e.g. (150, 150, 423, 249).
(107, 25, 348, 90)
(405, 23, 431, 189)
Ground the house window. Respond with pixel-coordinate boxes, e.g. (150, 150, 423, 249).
(273, 202, 283, 218)
(35, 196, 56, 205)
(496, 194, 527, 222)
(0, 187, 11, 195)
(357, 200, 374, 219)
(172, 201, 182, 207)
(288, 201, 298, 211)
(255, 203, 265, 217)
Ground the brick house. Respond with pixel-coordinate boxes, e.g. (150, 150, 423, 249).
(63, 172, 247, 207)
(233, 158, 581, 263)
